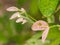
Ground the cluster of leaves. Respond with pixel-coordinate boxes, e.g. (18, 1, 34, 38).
(0, 0, 60, 45)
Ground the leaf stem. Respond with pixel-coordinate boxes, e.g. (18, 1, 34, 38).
(23, 10, 37, 23)
(50, 25, 60, 28)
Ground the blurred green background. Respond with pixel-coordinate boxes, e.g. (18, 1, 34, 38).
(0, 0, 60, 45)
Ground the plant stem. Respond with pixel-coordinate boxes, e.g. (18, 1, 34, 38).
(50, 25, 60, 28)
(24, 11, 37, 23)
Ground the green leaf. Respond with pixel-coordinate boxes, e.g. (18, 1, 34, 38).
(24, 32, 42, 45)
(24, 32, 50, 45)
(28, 31, 42, 40)
(50, 38, 60, 45)
(25, 40, 44, 45)
(47, 27, 60, 39)
(38, 0, 59, 17)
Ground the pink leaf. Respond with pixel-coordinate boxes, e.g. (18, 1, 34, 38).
(32, 20, 48, 31)
(10, 12, 20, 20)
(42, 27, 49, 43)
(6, 6, 19, 11)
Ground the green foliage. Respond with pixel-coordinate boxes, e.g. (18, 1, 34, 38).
(50, 38, 60, 45)
(47, 15, 55, 23)
(38, 0, 59, 17)
(0, 0, 60, 45)
(24, 32, 50, 45)
(48, 27, 60, 39)
(24, 32, 43, 45)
